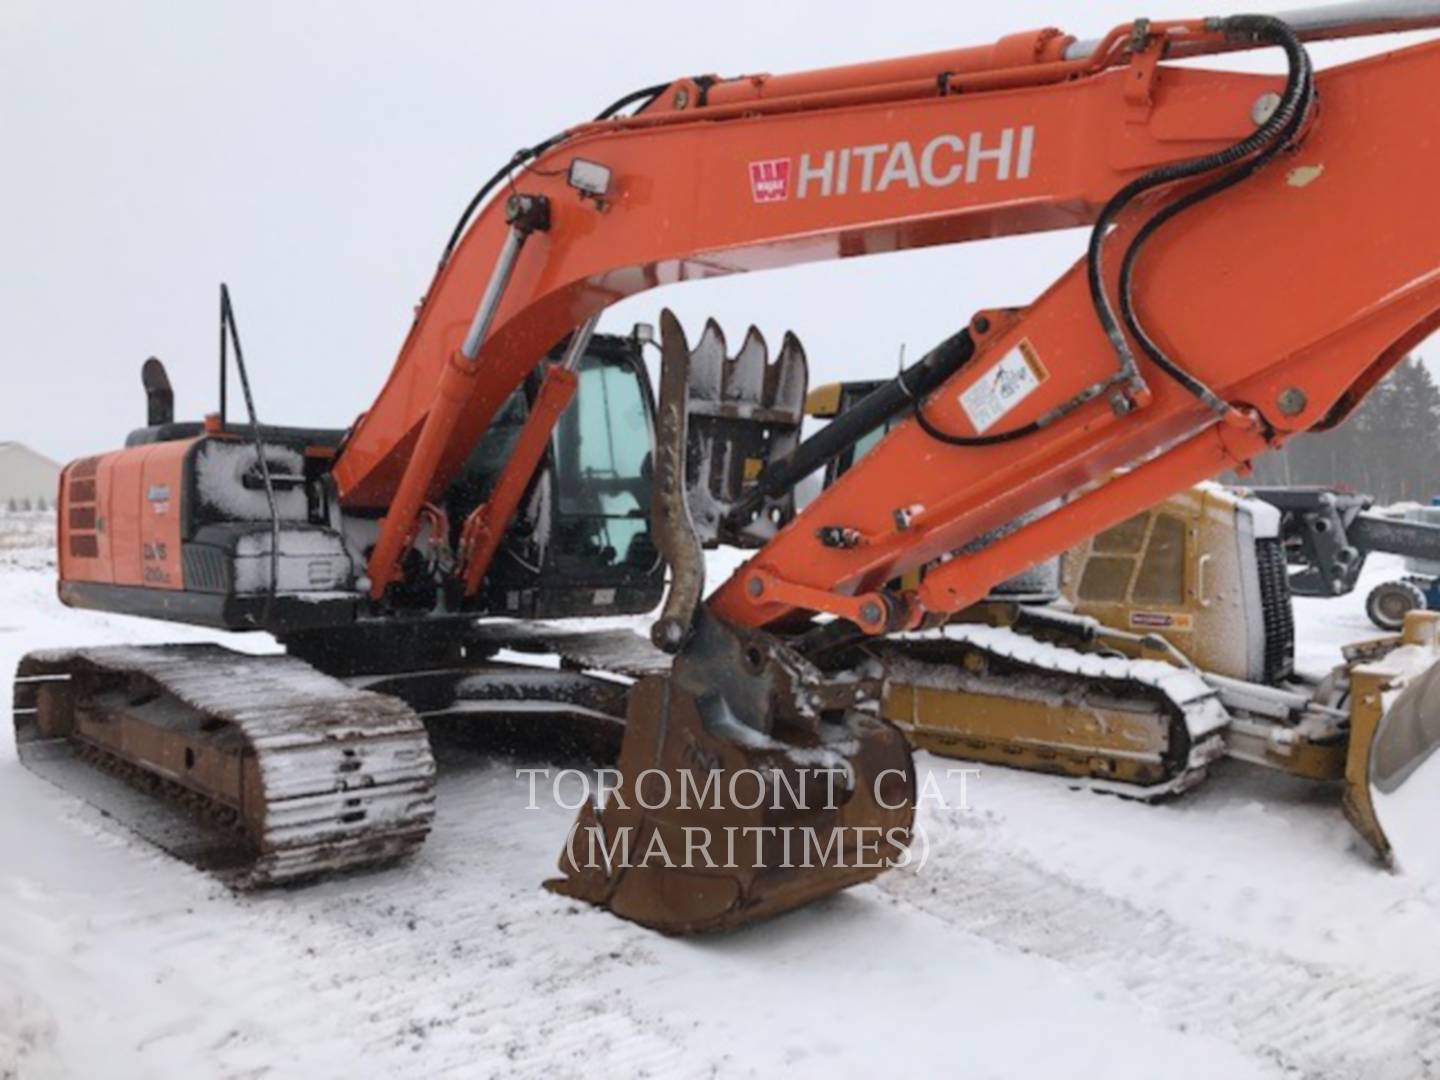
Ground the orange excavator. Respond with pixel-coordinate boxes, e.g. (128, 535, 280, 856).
(15, 4, 1440, 931)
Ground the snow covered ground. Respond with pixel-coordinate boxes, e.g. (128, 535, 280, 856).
(2, 518, 1437, 1079)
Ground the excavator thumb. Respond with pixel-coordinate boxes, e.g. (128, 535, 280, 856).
(546, 311, 915, 933)
(678, 314, 808, 549)
(1343, 611, 1440, 875)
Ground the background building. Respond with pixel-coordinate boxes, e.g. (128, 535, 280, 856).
(0, 441, 61, 510)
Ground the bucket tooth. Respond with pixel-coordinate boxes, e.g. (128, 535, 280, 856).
(723, 326, 768, 404)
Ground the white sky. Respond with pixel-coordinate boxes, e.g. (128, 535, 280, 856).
(3, 1, 1433, 463)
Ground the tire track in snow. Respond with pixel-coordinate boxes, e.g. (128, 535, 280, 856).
(226, 757, 719, 1079)
(883, 811, 1440, 1080)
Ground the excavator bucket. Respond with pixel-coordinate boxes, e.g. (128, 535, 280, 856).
(546, 612, 915, 933)
(1343, 611, 1440, 875)
(547, 310, 915, 933)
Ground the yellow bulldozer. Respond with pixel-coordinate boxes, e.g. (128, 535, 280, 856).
(807, 382, 1440, 869)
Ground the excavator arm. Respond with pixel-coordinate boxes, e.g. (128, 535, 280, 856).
(335, 15, 1257, 593)
(714, 7, 1440, 633)
(327, 11, 1440, 929)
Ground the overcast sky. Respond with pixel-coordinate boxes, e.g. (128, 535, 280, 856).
(4, 1, 1432, 463)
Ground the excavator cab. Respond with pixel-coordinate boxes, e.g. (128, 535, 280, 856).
(61, 331, 665, 640)
(460, 333, 663, 620)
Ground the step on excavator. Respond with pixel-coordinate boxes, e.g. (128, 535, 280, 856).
(15, 3, 1440, 931)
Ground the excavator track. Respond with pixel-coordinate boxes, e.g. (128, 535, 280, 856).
(12, 644, 436, 887)
(877, 624, 1230, 797)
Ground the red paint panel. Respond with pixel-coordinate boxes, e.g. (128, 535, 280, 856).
(57, 438, 196, 592)
(138, 441, 188, 590)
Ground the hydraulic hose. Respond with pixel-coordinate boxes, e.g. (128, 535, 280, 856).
(435, 83, 668, 273)
(915, 14, 1316, 448)
(1115, 16, 1316, 410)
(1084, 16, 1314, 396)
(435, 134, 565, 271)
(724, 328, 977, 527)
(593, 82, 669, 121)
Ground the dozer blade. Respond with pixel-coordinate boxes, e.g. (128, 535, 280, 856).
(547, 309, 914, 933)
(1343, 611, 1440, 873)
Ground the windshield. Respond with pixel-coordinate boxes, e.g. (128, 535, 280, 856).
(550, 352, 655, 575)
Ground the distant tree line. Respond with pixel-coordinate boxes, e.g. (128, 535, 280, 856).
(4, 496, 49, 513)
(1239, 356, 1440, 504)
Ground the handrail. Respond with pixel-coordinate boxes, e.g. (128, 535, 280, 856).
(220, 284, 282, 618)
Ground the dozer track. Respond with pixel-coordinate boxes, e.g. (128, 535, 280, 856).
(878, 624, 1230, 797)
(12, 644, 436, 887)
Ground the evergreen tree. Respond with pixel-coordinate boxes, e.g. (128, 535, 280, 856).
(1240, 356, 1440, 503)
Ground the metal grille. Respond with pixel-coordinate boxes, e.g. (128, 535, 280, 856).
(182, 544, 232, 593)
(1255, 537, 1295, 682)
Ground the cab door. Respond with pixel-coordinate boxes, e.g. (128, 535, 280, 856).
(545, 339, 661, 611)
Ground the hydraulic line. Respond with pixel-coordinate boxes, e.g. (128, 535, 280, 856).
(914, 14, 1315, 448)
(1117, 17, 1316, 408)
(436, 134, 565, 272)
(435, 83, 668, 274)
(723, 328, 976, 528)
(593, 82, 669, 121)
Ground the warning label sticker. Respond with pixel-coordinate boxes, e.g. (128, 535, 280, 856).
(958, 339, 1048, 434)
(1129, 611, 1194, 632)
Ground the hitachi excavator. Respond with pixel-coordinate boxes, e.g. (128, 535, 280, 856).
(14, 3, 1440, 932)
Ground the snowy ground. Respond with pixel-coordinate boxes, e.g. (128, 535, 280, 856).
(2, 517, 1437, 1079)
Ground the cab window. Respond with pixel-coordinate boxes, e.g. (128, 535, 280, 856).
(551, 353, 656, 574)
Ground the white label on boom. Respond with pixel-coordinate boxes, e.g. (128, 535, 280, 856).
(958, 340, 1047, 434)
